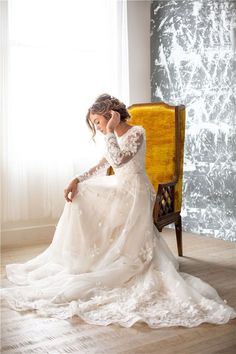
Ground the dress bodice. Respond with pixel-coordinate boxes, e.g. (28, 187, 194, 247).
(105, 125, 146, 177)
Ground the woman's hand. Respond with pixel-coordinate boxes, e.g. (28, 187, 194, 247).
(64, 178, 79, 202)
(106, 110, 120, 133)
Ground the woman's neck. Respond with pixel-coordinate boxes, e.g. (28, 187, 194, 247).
(114, 122, 132, 137)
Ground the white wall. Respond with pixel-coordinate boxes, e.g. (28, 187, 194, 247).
(127, 0, 151, 104)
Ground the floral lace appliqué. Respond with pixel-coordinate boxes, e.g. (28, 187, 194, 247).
(105, 127, 144, 168)
(76, 158, 110, 182)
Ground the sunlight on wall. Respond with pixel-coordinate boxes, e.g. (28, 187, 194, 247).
(7, 0, 121, 166)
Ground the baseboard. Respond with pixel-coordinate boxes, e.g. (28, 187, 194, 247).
(1, 224, 55, 249)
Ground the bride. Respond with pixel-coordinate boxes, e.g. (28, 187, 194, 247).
(1, 94, 236, 328)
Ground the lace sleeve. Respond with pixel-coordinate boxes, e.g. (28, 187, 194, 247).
(104, 126, 144, 168)
(75, 157, 110, 182)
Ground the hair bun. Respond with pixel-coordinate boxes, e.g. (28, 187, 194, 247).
(88, 93, 130, 123)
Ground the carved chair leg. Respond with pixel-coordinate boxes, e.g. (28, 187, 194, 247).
(175, 215, 183, 257)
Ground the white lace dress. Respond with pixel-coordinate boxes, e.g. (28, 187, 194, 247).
(1, 126, 236, 328)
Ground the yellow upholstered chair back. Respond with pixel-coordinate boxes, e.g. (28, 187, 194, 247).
(128, 102, 186, 213)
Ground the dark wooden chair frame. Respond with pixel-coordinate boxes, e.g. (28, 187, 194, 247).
(151, 104, 185, 257)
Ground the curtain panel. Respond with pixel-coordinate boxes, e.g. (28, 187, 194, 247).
(1, 0, 129, 231)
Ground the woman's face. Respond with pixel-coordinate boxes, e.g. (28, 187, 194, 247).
(89, 113, 108, 134)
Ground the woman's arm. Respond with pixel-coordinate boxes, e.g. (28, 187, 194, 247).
(64, 157, 110, 202)
(75, 157, 110, 182)
(105, 127, 144, 168)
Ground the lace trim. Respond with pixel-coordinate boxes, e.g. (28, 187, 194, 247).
(2, 274, 235, 328)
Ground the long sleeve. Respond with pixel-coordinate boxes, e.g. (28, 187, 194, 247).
(75, 157, 110, 182)
(104, 126, 144, 168)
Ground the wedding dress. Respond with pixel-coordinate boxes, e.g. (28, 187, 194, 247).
(1, 125, 236, 328)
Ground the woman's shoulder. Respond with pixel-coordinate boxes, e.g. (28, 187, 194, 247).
(130, 125, 145, 135)
(118, 125, 145, 140)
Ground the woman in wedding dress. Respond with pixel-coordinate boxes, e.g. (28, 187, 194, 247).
(1, 94, 236, 328)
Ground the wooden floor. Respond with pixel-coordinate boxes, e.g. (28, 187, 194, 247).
(1, 229, 236, 354)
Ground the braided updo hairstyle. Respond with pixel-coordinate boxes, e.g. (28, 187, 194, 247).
(86, 94, 131, 137)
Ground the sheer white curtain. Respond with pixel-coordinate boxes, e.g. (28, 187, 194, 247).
(2, 0, 129, 227)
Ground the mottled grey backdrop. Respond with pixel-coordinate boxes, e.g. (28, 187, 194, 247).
(151, 0, 236, 241)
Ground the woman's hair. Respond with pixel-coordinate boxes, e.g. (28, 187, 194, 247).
(86, 93, 130, 138)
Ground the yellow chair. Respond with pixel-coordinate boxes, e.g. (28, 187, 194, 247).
(128, 102, 186, 256)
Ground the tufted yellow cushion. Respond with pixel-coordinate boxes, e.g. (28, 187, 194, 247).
(128, 103, 185, 212)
